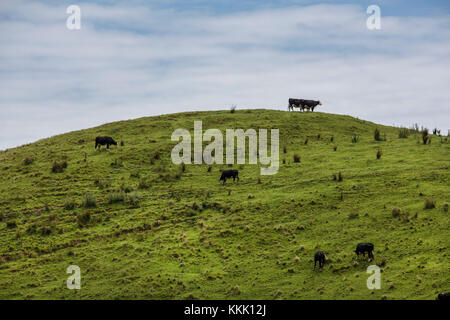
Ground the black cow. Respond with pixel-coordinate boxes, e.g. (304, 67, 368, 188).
(288, 98, 305, 111)
(314, 251, 327, 269)
(437, 292, 450, 300)
(355, 243, 374, 260)
(288, 98, 322, 112)
(95, 136, 118, 151)
(219, 170, 239, 184)
(302, 99, 322, 112)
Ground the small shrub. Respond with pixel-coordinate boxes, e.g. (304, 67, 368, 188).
(337, 171, 343, 182)
(424, 198, 435, 209)
(130, 171, 140, 179)
(376, 149, 382, 159)
(333, 146, 337, 151)
(82, 194, 97, 208)
(293, 153, 301, 163)
(283, 145, 287, 154)
(422, 129, 429, 145)
(230, 105, 236, 113)
(94, 178, 111, 189)
(64, 199, 76, 210)
(207, 166, 212, 172)
(138, 178, 150, 189)
(23, 157, 34, 166)
(51, 160, 67, 173)
(348, 212, 359, 219)
(77, 211, 91, 227)
(304, 138, 309, 145)
(181, 162, 186, 172)
(6, 220, 17, 228)
(128, 192, 140, 207)
(391, 207, 401, 217)
(398, 128, 409, 138)
(330, 136, 334, 142)
(444, 203, 448, 213)
(374, 128, 382, 141)
(351, 134, 360, 143)
(109, 192, 125, 204)
(120, 183, 133, 193)
(120, 140, 125, 146)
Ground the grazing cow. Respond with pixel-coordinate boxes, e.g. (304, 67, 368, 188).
(95, 136, 118, 151)
(219, 169, 239, 184)
(302, 99, 322, 112)
(437, 292, 450, 300)
(355, 243, 374, 260)
(314, 251, 327, 269)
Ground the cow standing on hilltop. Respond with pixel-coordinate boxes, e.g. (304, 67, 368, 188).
(288, 98, 322, 112)
(95, 136, 118, 151)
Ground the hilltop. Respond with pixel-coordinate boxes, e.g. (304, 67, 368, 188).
(0, 109, 448, 299)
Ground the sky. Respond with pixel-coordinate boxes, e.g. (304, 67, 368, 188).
(0, 0, 449, 150)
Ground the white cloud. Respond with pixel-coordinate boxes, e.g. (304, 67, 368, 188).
(0, 1, 449, 149)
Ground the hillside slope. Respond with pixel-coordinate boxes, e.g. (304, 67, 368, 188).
(0, 109, 449, 299)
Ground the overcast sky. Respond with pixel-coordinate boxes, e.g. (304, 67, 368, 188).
(1, 0, 449, 150)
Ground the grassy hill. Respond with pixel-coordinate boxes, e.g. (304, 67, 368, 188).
(0, 109, 448, 300)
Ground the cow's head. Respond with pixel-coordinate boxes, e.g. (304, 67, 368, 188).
(318, 100, 322, 105)
(112, 140, 118, 146)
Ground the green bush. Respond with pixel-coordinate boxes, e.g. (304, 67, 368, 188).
(23, 157, 35, 166)
(109, 192, 126, 204)
(6, 220, 17, 228)
(51, 160, 67, 173)
(351, 134, 360, 143)
(64, 199, 76, 210)
(138, 178, 150, 189)
(422, 129, 429, 145)
(392, 207, 401, 217)
(333, 171, 343, 182)
(376, 149, 382, 159)
(82, 194, 97, 208)
(77, 211, 91, 227)
(293, 153, 301, 163)
(374, 128, 382, 141)
(424, 198, 435, 209)
(398, 128, 409, 138)
(128, 192, 140, 207)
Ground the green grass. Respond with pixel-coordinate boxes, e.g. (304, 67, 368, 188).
(0, 109, 448, 300)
